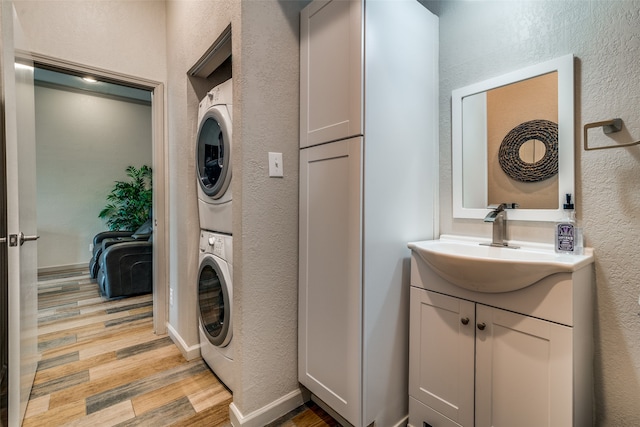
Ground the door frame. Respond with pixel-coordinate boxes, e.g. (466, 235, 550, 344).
(27, 52, 168, 334)
(0, 37, 7, 426)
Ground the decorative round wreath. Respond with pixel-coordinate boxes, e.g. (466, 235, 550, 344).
(498, 119, 558, 182)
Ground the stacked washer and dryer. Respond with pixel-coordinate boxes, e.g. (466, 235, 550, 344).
(195, 79, 234, 392)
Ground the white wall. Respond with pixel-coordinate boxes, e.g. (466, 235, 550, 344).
(35, 85, 152, 270)
(13, 0, 167, 84)
(438, 1, 640, 424)
(233, 0, 302, 416)
(164, 0, 235, 361)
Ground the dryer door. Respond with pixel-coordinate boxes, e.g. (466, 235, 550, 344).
(198, 256, 232, 347)
(196, 107, 232, 200)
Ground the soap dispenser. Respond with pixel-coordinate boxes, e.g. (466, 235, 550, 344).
(555, 193, 579, 254)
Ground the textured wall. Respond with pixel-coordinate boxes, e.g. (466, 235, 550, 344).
(165, 0, 303, 417)
(232, 0, 302, 415)
(13, 0, 167, 84)
(164, 0, 236, 359)
(438, 1, 640, 424)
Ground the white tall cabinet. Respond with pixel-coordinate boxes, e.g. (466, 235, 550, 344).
(298, 1, 438, 426)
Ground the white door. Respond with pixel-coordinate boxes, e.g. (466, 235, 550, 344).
(298, 137, 362, 426)
(475, 304, 573, 427)
(299, 0, 362, 148)
(2, 2, 39, 425)
(409, 288, 475, 427)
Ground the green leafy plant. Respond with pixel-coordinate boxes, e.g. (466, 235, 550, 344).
(99, 165, 152, 231)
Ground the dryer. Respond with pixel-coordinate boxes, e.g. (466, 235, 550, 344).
(196, 79, 233, 234)
(198, 230, 234, 391)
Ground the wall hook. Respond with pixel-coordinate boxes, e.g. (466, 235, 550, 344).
(584, 118, 640, 151)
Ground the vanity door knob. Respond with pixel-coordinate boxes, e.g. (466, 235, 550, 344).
(460, 317, 470, 325)
(477, 322, 486, 331)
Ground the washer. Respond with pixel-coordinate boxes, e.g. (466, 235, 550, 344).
(196, 79, 233, 234)
(198, 230, 234, 391)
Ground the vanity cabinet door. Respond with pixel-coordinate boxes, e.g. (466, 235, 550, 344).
(409, 287, 475, 427)
(474, 304, 573, 427)
(300, 0, 363, 148)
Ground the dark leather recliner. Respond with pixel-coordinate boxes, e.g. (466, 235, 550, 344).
(96, 234, 153, 299)
(89, 219, 153, 279)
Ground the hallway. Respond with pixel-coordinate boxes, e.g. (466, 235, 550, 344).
(23, 271, 338, 426)
(23, 270, 232, 425)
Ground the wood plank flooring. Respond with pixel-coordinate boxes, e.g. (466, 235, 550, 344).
(23, 270, 340, 426)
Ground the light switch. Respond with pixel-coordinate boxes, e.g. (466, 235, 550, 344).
(269, 152, 283, 177)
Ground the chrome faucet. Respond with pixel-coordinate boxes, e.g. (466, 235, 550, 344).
(483, 203, 519, 248)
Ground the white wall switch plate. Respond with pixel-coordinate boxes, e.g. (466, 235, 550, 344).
(268, 152, 283, 177)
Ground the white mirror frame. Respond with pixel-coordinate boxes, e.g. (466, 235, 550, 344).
(452, 54, 574, 221)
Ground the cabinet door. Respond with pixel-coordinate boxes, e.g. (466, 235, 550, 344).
(299, 137, 363, 426)
(475, 305, 573, 427)
(409, 288, 475, 427)
(300, 0, 362, 148)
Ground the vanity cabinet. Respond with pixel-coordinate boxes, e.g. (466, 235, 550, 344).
(299, 1, 438, 426)
(409, 289, 475, 426)
(409, 288, 573, 427)
(408, 249, 594, 427)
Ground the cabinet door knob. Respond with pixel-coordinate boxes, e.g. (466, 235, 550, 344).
(477, 322, 486, 331)
(460, 317, 470, 325)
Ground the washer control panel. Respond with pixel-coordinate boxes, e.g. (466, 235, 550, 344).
(212, 236, 224, 258)
(200, 231, 232, 264)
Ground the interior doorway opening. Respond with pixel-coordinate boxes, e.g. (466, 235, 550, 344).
(35, 66, 152, 276)
(29, 54, 167, 335)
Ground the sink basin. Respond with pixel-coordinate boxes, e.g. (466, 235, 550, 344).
(408, 236, 594, 293)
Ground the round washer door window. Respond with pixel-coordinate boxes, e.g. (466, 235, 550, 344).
(197, 108, 231, 199)
(198, 257, 231, 346)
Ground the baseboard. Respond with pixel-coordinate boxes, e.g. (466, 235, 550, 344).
(166, 322, 201, 361)
(38, 263, 88, 276)
(393, 415, 409, 427)
(229, 389, 306, 427)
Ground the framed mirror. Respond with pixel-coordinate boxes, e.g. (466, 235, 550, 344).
(452, 54, 574, 221)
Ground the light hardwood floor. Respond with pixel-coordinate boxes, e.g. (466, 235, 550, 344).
(23, 270, 339, 427)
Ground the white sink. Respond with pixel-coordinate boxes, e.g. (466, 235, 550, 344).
(408, 235, 594, 293)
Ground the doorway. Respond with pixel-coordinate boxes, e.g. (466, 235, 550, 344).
(2, 51, 167, 425)
(29, 54, 168, 335)
(35, 66, 152, 275)
(1, 67, 8, 425)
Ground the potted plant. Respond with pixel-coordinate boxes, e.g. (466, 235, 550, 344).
(99, 165, 152, 231)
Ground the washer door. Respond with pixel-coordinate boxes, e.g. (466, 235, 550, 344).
(196, 107, 232, 199)
(198, 256, 232, 347)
